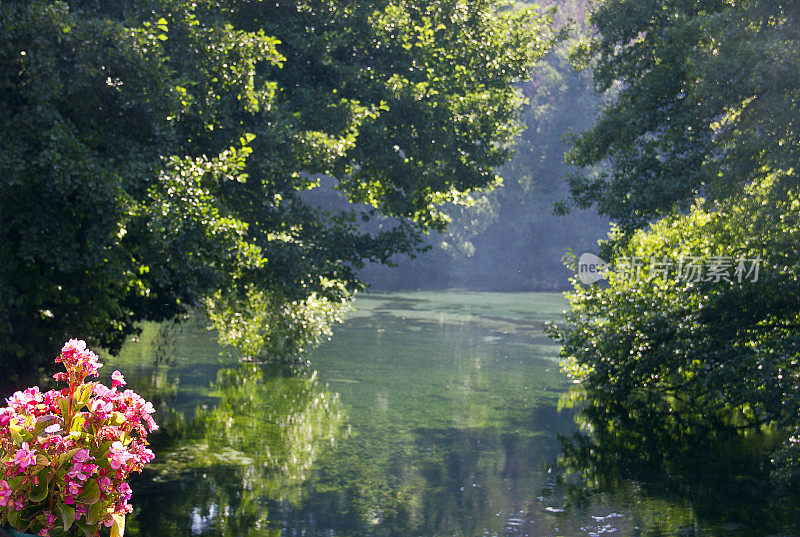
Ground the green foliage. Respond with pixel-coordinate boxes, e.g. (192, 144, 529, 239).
(0, 0, 552, 371)
(362, 0, 609, 291)
(565, 0, 800, 230)
(555, 0, 800, 486)
(552, 184, 800, 484)
(204, 280, 349, 360)
(556, 419, 800, 534)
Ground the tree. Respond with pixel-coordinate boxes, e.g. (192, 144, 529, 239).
(360, 0, 609, 291)
(552, 189, 800, 483)
(565, 0, 800, 230)
(553, 0, 800, 484)
(0, 0, 553, 374)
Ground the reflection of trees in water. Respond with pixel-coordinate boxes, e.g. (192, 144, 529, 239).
(276, 424, 569, 536)
(126, 363, 344, 537)
(555, 388, 800, 536)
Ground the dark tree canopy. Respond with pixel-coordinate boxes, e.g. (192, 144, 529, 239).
(0, 0, 553, 372)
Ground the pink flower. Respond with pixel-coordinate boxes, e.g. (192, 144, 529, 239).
(68, 464, 88, 481)
(90, 399, 113, 419)
(37, 513, 57, 535)
(14, 442, 37, 469)
(0, 339, 158, 534)
(61, 339, 87, 357)
(107, 441, 133, 470)
(58, 339, 103, 381)
(145, 415, 159, 432)
(98, 475, 113, 492)
(0, 408, 15, 427)
(41, 390, 61, 406)
(6, 387, 40, 410)
(111, 370, 126, 388)
(68, 461, 97, 482)
(73, 449, 91, 463)
(136, 447, 155, 464)
(0, 480, 12, 506)
(95, 425, 122, 442)
(118, 482, 132, 501)
(84, 463, 98, 473)
(93, 383, 112, 398)
(83, 350, 103, 377)
(75, 505, 88, 520)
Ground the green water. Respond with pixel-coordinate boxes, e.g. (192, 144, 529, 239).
(96, 292, 799, 536)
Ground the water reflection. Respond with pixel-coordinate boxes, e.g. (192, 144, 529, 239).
(100, 293, 576, 537)
(281, 427, 566, 536)
(258, 296, 580, 537)
(127, 363, 344, 537)
(555, 387, 800, 536)
(92, 293, 800, 537)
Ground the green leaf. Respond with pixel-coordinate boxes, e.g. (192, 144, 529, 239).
(68, 431, 94, 444)
(76, 384, 93, 405)
(57, 503, 76, 531)
(19, 504, 39, 521)
(6, 508, 20, 528)
(87, 500, 106, 525)
(29, 480, 49, 502)
(57, 397, 70, 418)
(10, 425, 24, 446)
(70, 413, 86, 433)
(111, 412, 126, 426)
(74, 517, 94, 537)
(58, 447, 82, 467)
(76, 480, 101, 505)
(32, 415, 57, 437)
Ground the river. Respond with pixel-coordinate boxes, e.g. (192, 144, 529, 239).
(98, 292, 799, 536)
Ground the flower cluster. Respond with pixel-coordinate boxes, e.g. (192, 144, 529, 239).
(0, 340, 157, 536)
